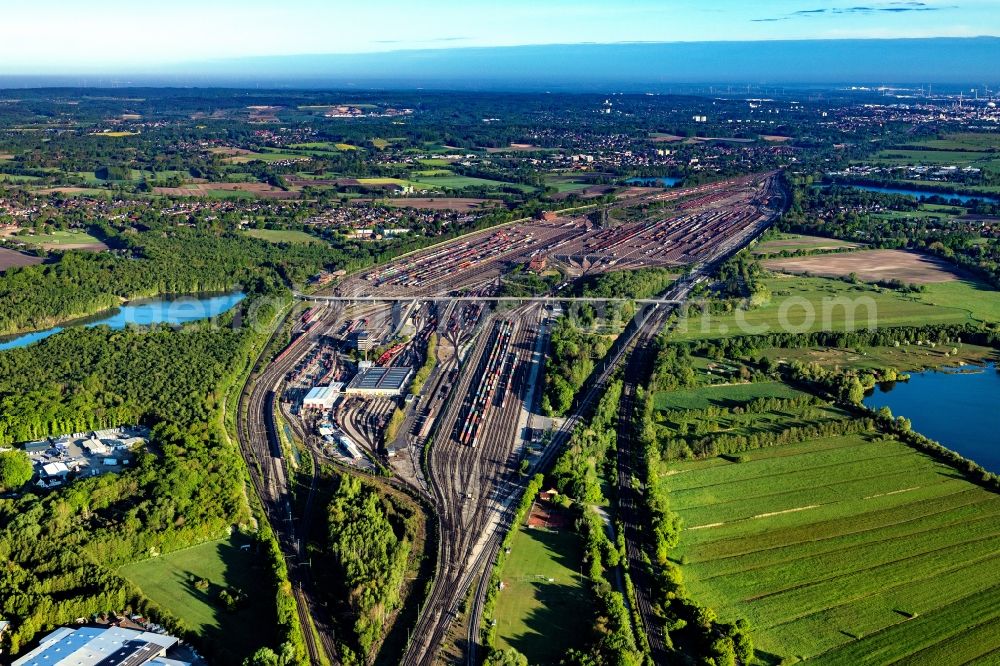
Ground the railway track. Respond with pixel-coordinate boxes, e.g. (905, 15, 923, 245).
(230, 174, 787, 666)
(402, 306, 540, 666)
(608, 174, 788, 663)
(236, 305, 343, 666)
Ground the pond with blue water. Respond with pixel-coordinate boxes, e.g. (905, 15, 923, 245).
(0, 292, 246, 352)
(864, 363, 1000, 474)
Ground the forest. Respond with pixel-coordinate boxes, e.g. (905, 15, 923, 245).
(0, 321, 258, 656)
(0, 224, 360, 335)
(323, 473, 416, 663)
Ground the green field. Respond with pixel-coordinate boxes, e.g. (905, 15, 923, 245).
(663, 434, 1000, 664)
(242, 228, 325, 245)
(225, 150, 305, 164)
(870, 148, 990, 166)
(544, 176, 593, 193)
(413, 169, 454, 177)
(288, 141, 360, 152)
(673, 275, 974, 340)
(904, 133, 1000, 152)
(494, 526, 595, 664)
(752, 233, 862, 257)
(417, 158, 453, 166)
(409, 174, 536, 192)
(119, 536, 277, 663)
(12, 229, 105, 247)
(654, 381, 808, 411)
(917, 279, 1000, 325)
(759, 342, 998, 373)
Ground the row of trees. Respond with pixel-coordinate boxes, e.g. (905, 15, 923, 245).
(324, 473, 416, 662)
(550, 380, 646, 666)
(631, 348, 756, 665)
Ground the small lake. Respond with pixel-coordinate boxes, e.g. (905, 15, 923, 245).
(0, 292, 245, 352)
(864, 363, 1000, 473)
(626, 177, 681, 187)
(833, 183, 999, 205)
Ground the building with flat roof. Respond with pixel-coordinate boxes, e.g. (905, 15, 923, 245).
(302, 384, 343, 410)
(23, 441, 49, 454)
(41, 462, 70, 478)
(345, 366, 413, 397)
(351, 331, 376, 351)
(12, 626, 187, 666)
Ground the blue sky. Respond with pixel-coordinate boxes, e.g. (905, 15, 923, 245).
(2, 0, 998, 72)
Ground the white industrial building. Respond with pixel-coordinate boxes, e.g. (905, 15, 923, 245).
(41, 462, 70, 478)
(303, 383, 343, 410)
(12, 626, 188, 666)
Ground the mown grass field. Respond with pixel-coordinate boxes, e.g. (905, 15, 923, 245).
(759, 342, 998, 373)
(494, 526, 594, 664)
(753, 233, 863, 256)
(119, 536, 277, 663)
(654, 381, 807, 411)
(663, 434, 1000, 664)
(672, 275, 974, 340)
(242, 228, 325, 245)
(9, 229, 106, 249)
(917, 280, 1000, 325)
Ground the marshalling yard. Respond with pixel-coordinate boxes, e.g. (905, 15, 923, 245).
(235, 172, 788, 665)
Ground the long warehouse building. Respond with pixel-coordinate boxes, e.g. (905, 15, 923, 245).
(345, 366, 413, 397)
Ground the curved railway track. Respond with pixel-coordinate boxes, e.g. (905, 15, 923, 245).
(402, 308, 539, 666)
(231, 174, 786, 666)
(236, 306, 341, 666)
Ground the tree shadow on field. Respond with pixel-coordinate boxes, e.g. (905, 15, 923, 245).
(503, 529, 594, 664)
(753, 649, 785, 666)
(506, 580, 595, 665)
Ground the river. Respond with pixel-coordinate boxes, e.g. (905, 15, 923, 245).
(833, 183, 999, 205)
(0, 292, 246, 352)
(625, 177, 681, 187)
(864, 363, 1000, 474)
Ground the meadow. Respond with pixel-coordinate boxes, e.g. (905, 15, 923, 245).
(242, 228, 325, 245)
(672, 275, 974, 340)
(663, 433, 1000, 664)
(493, 526, 595, 664)
(653, 380, 807, 411)
(119, 536, 277, 664)
(905, 133, 1000, 152)
(917, 279, 1000, 325)
(752, 233, 863, 257)
(7, 228, 107, 250)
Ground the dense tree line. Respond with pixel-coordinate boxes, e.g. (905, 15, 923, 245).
(0, 321, 260, 657)
(679, 322, 996, 362)
(549, 381, 645, 666)
(541, 317, 609, 417)
(325, 473, 416, 662)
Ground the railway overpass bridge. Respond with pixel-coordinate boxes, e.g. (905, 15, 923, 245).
(295, 292, 692, 306)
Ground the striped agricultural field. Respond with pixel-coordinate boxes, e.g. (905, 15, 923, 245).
(663, 433, 1000, 664)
